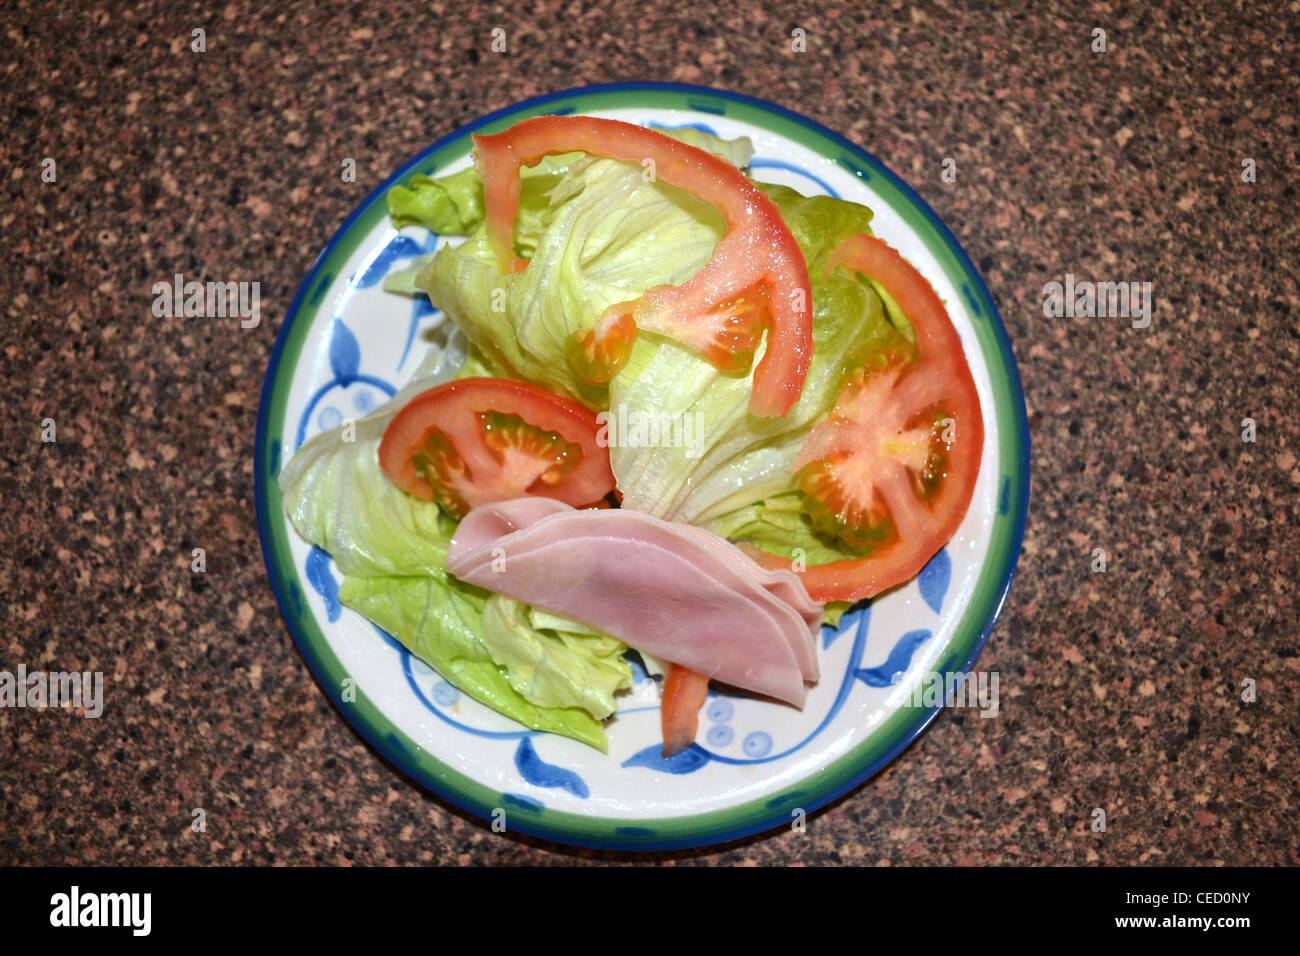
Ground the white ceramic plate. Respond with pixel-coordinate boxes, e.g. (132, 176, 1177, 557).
(255, 84, 1029, 850)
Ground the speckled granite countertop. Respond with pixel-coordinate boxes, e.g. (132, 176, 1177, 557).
(2, 0, 1296, 865)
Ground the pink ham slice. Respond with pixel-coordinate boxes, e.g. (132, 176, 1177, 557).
(672, 524, 822, 683)
(446, 498, 823, 707)
(452, 496, 816, 686)
(448, 498, 821, 681)
(448, 498, 821, 688)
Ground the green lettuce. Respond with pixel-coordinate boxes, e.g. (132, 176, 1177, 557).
(382, 255, 436, 297)
(278, 332, 469, 578)
(383, 153, 593, 298)
(403, 131, 912, 581)
(608, 183, 912, 525)
(703, 490, 864, 566)
(480, 595, 632, 720)
(387, 126, 751, 239)
(411, 129, 753, 407)
(388, 167, 484, 235)
(339, 574, 613, 749)
(387, 155, 584, 246)
(278, 329, 624, 749)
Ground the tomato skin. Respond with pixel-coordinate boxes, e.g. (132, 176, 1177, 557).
(743, 235, 984, 603)
(661, 664, 710, 757)
(378, 377, 615, 516)
(471, 116, 812, 418)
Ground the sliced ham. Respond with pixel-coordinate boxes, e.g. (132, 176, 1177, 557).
(446, 498, 824, 706)
(450, 501, 819, 682)
(449, 496, 573, 546)
(449, 499, 821, 685)
(672, 524, 822, 682)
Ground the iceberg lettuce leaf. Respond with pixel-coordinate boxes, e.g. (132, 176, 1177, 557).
(386, 154, 586, 240)
(480, 594, 632, 720)
(413, 129, 753, 408)
(607, 183, 912, 524)
(278, 328, 622, 750)
(278, 333, 470, 578)
(340, 574, 612, 750)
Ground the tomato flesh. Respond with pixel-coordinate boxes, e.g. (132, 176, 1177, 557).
(379, 377, 615, 518)
(742, 235, 984, 602)
(472, 116, 812, 417)
(661, 664, 710, 757)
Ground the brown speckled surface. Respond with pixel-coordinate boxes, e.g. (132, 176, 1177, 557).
(2, 0, 1297, 865)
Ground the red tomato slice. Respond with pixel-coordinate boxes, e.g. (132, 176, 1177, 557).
(472, 116, 813, 418)
(741, 235, 984, 602)
(661, 664, 710, 757)
(378, 377, 615, 518)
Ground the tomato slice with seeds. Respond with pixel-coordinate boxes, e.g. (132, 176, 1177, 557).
(741, 235, 984, 603)
(378, 377, 615, 518)
(472, 116, 813, 418)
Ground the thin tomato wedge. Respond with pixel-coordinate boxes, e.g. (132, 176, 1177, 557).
(378, 377, 615, 518)
(661, 664, 710, 757)
(742, 234, 984, 603)
(471, 116, 813, 418)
